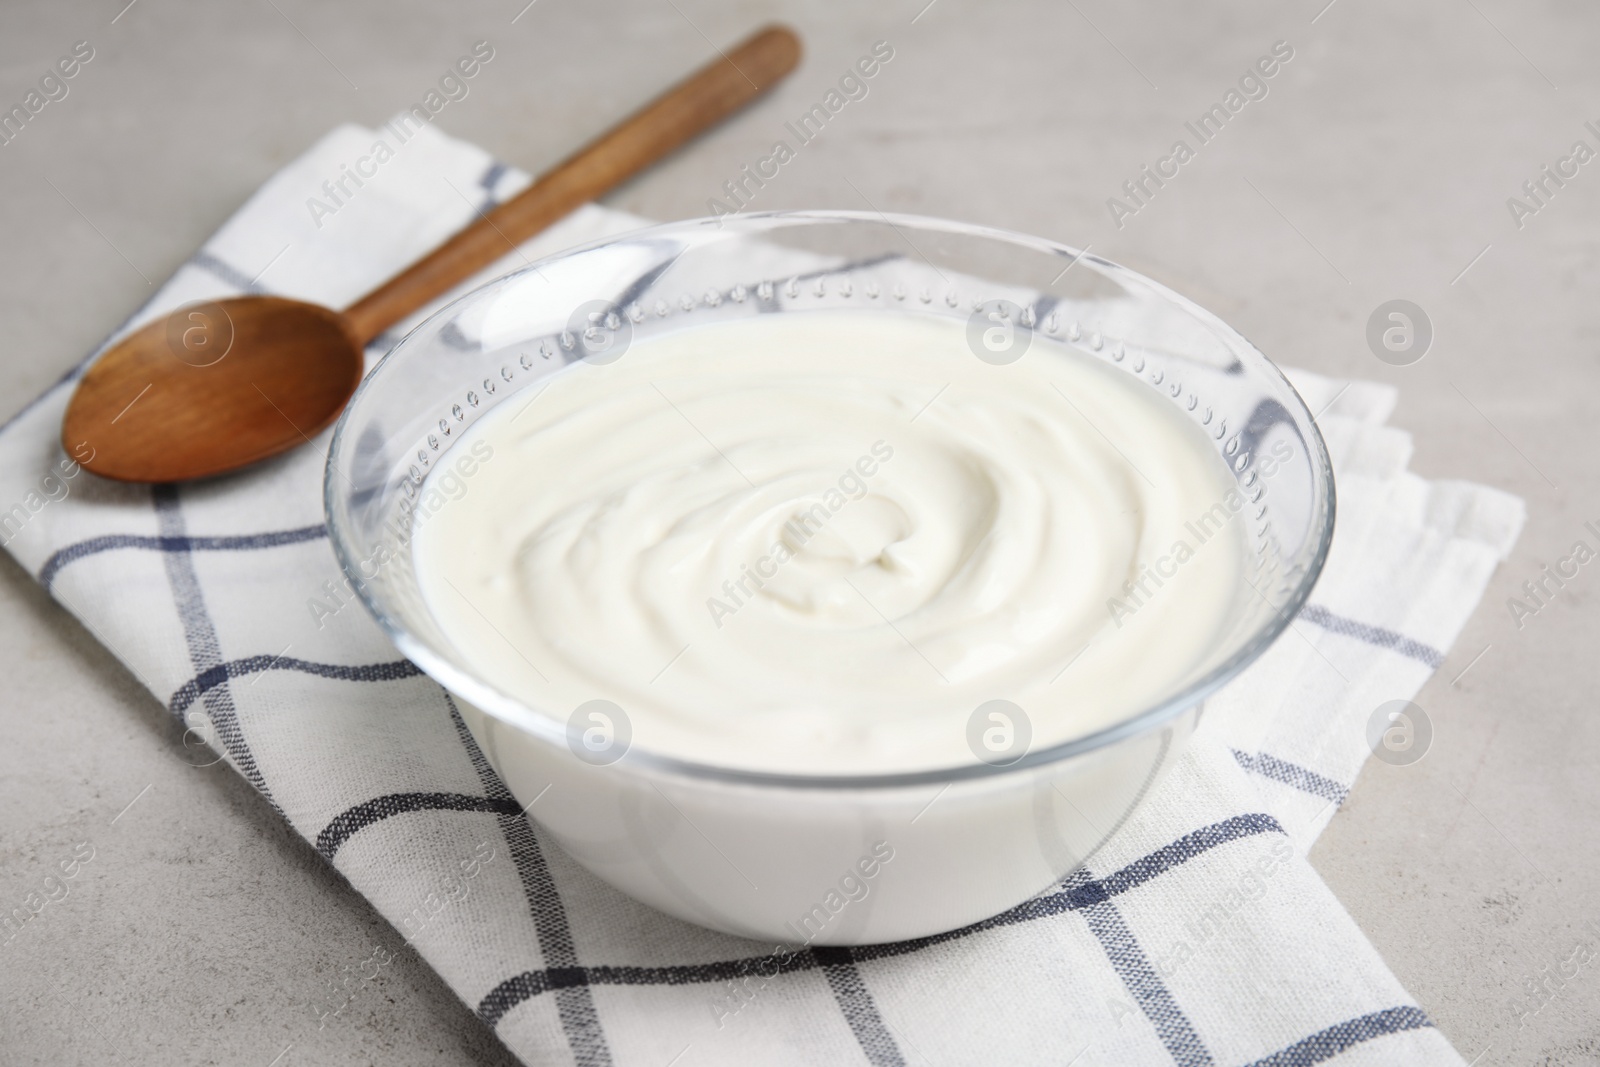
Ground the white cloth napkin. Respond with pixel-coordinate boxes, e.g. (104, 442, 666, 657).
(0, 121, 1525, 1067)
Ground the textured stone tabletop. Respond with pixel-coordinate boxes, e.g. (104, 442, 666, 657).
(2, 1, 1597, 1063)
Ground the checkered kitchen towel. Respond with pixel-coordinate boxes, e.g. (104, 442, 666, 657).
(0, 121, 1524, 1066)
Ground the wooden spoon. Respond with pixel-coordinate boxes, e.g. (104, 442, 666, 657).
(63, 25, 801, 483)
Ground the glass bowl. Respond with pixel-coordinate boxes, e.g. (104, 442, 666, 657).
(325, 211, 1335, 945)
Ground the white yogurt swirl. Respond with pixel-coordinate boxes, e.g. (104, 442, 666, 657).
(414, 311, 1244, 774)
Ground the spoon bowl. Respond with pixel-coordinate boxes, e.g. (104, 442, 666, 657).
(63, 296, 362, 482)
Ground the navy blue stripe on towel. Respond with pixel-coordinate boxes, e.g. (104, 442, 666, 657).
(476, 813, 1286, 1027)
(1088, 813, 1284, 903)
(191, 249, 263, 293)
(1243, 1006, 1432, 1067)
(169, 656, 421, 717)
(1232, 750, 1350, 806)
(153, 485, 279, 812)
(316, 791, 521, 859)
(1299, 605, 1444, 668)
(1071, 865, 1214, 1067)
(812, 946, 908, 1067)
(41, 524, 326, 590)
(442, 695, 616, 1066)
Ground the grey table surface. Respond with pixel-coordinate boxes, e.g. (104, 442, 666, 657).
(2, 0, 1597, 1064)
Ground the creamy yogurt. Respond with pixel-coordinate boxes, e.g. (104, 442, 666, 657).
(413, 310, 1245, 775)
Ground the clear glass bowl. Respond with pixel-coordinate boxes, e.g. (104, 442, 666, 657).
(325, 211, 1335, 944)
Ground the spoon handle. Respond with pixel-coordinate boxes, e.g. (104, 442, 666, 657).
(341, 25, 801, 344)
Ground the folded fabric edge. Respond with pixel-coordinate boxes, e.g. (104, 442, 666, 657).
(1421, 478, 1528, 561)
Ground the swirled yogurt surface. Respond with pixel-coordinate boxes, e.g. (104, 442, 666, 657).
(413, 310, 1245, 774)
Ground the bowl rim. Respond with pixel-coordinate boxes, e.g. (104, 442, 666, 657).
(325, 208, 1337, 791)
